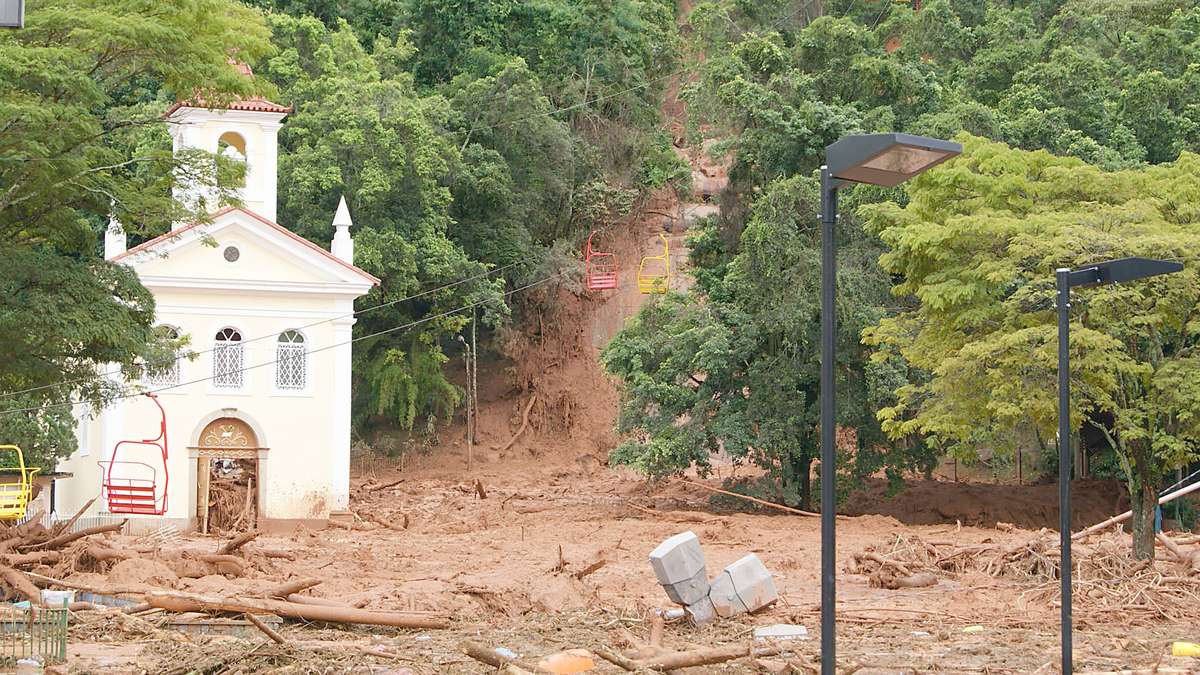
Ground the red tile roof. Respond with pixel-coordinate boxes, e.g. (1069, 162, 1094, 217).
(111, 206, 380, 286)
(164, 60, 293, 117)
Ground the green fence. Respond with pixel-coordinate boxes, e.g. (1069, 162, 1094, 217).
(0, 602, 68, 665)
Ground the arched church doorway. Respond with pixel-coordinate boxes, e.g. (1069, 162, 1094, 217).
(195, 416, 263, 534)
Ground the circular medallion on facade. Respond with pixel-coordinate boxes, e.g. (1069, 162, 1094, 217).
(223, 245, 240, 262)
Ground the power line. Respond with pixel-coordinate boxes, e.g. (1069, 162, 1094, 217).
(0, 270, 568, 419)
(0, 261, 521, 402)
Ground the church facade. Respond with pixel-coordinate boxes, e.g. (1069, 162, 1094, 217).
(55, 74, 377, 531)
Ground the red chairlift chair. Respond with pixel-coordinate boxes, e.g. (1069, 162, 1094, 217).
(101, 393, 169, 515)
(584, 230, 618, 291)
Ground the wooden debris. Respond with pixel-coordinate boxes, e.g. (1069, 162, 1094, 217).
(367, 478, 405, 493)
(495, 394, 537, 453)
(0, 565, 42, 604)
(460, 640, 540, 672)
(265, 578, 321, 598)
(3, 550, 61, 567)
(474, 478, 488, 500)
(573, 558, 607, 580)
(25, 520, 127, 551)
(675, 479, 821, 518)
(244, 612, 286, 644)
(216, 529, 260, 555)
(145, 590, 449, 628)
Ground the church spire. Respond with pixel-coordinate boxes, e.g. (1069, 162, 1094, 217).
(331, 195, 354, 265)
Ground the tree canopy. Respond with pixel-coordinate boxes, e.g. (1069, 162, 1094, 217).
(0, 0, 273, 465)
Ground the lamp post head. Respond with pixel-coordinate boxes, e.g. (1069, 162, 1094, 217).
(826, 133, 962, 187)
(1067, 257, 1184, 288)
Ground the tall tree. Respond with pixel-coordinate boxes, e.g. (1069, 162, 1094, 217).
(864, 136, 1200, 558)
(0, 0, 273, 465)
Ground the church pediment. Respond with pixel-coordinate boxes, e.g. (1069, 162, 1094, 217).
(115, 207, 379, 294)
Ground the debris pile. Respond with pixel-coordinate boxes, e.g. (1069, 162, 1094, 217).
(849, 530, 1200, 623)
(648, 531, 778, 624)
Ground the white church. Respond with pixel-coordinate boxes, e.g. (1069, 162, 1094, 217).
(55, 67, 378, 531)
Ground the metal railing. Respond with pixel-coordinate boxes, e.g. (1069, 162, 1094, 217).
(0, 602, 68, 666)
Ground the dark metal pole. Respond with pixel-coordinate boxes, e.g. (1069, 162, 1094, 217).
(1056, 267, 1072, 675)
(820, 166, 837, 675)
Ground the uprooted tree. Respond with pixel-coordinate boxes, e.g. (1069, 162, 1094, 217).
(863, 135, 1200, 559)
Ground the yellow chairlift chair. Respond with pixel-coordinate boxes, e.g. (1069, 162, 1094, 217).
(638, 234, 670, 294)
(0, 445, 39, 521)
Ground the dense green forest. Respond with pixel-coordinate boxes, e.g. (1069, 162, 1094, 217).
(601, 0, 1200, 557)
(2, 0, 1200, 557)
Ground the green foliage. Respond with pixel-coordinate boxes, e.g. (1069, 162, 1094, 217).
(603, 175, 916, 510)
(261, 16, 508, 432)
(864, 135, 1200, 555)
(0, 0, 273, 465)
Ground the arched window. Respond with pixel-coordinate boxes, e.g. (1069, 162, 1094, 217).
(213, 327, 244, 389)
(275, 330, 306, 390)
(217, 131, 247, 188)
(146, 325, 181, 387)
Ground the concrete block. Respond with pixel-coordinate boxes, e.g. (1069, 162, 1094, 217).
(648, 531, 705, 584)
(754, 623, 808, 641)
(726, 553, 778, 612)
(661, 565, 709, 605)
(685, 595, 716, 625)
(707, 570, 748, 618)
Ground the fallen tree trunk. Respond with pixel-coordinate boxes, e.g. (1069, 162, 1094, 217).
(266, 578, 321, 598)
(26, 520, 127, 551)
(3, 550, 61, 567)
(197, 554, 245, 576)
(1075, 480, 1200, 541)
(0, 565, 42, 604)
(640, 644, 782, 671)
(495, 394, 536, 453)
(256, 548, 297, 561)
(217, 530, 260, 555)
(282, 593, 372, 609)
(145, 590, 449, 629)
(85, 545, 132, 564)
(460, 640, 540, 672)
(245, 612, 286, 644)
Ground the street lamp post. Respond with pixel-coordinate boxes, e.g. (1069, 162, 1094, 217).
(819, 133, 961, 675)
(1055, 257, 1182, 675)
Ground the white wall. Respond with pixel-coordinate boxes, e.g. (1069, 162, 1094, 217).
(57, 214, 368, 526)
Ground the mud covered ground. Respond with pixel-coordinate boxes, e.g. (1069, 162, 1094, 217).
(63, 451, 1195, 673)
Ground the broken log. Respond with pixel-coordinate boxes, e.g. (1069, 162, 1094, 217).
(245, 612, 286, 644)
(675, 479, 821, 518)
(460, 640, 540, 672)
(641, 644, 761, 670)
(120, 602, 153, 614)
(25, 520, 127, 551)
(1075, 480, 1200, 540)
(495, 394, 537, 453)
(85, 545, 132, 564)
(198, 554, 246, 576)
(266, 578, 321, 599)
(595, 647, 641, 672)
(52, 497, 96, 537)
(1156, 532, 1200, 572)
(369, 478, 405, 492)
(3, 551, 61, 567)
(216, 530, 260, 555)
(361, 512, 404, 532)
(23, 572, 146, 595)
(0, 565, 42, 604)
(145, 590, 449, 629)
(474, 479, 488, 500)
(256, 548, 297, 561)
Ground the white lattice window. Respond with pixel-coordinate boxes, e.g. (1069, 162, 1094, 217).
(213, 327, 244, 389)
(146, 325, 181, 387)
(275, 330, 307, 390)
